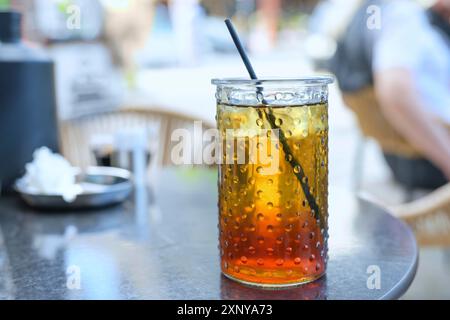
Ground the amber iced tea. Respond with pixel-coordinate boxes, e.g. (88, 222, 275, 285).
(217, 98, 329, 287)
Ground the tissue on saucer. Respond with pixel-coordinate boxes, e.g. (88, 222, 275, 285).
(17, 147, 82, 202)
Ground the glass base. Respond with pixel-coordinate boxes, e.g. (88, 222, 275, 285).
(222, 271, 326, 289)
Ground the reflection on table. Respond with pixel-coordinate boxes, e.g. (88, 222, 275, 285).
(0, 168, 417, 299)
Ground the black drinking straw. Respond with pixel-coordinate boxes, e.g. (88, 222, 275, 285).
(224, 18, 321, 222)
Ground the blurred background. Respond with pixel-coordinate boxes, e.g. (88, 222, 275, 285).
(0, 0, 449, 299)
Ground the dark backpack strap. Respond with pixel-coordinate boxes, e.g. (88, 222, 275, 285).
(328, 0, 379, 92)
(427, 8, 450, 44)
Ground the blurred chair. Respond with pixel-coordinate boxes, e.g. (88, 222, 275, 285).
(59, 107, 215, 169)
(342, 86, 422, 159)
(390, 183, 450, 246)
(343, 85, 450, 246)
(343, 86, 450, 193)
(343, 86, 421, 196)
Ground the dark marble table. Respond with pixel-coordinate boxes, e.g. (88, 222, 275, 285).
(0, 168, 418, 300)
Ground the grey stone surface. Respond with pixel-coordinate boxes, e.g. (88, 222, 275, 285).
(0, 168, 417, 300)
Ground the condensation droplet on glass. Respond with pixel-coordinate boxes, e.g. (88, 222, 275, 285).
(302, 129, 308, 137)
(275, 118, 283, 126)
(243, 205, 253, 213)
(256, 118, 263, 127)
(286, 200, 292, 209)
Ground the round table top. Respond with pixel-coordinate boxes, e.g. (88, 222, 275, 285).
(0, 168, 418, 300)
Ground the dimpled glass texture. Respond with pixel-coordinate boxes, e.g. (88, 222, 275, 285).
(212, 77, 333, 287)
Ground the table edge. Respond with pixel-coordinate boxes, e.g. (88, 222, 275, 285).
(358, 197, 419, 300)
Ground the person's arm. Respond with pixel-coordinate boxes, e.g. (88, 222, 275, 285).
(257, 0, 281, 45)
(374, 68, 450, 179)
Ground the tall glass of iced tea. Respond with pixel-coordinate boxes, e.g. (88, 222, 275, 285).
(212, 77, 333, 287)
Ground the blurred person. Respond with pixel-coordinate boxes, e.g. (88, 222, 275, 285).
(257, 0, 281, 45)
(102, 0, 154, 73)
(249, 0, 282, 53)
(329, 0, 450, 189)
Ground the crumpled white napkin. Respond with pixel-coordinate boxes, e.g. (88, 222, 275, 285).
(18, 147, 82, 202)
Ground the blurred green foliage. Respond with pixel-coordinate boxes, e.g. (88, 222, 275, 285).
(279, 13, 309, 30)
(0, 0, 10, 10)
(178, 167, 217, 184)
(56, 0, 72, 15)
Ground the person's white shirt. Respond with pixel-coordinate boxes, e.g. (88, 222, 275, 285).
(373, 0, 450, 124)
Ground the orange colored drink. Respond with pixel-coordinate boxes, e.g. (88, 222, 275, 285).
(213, 78, 332, 287)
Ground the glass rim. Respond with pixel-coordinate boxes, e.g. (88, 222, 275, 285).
(211, 76, 334, 86)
